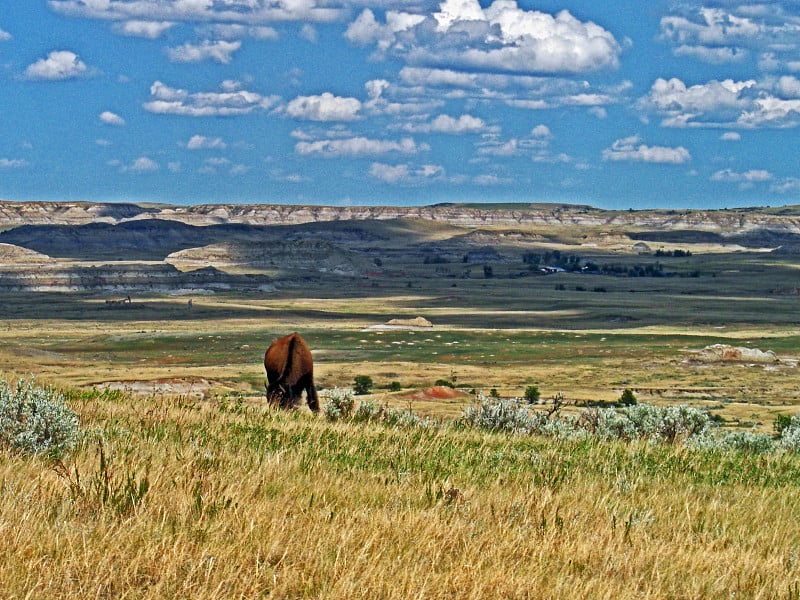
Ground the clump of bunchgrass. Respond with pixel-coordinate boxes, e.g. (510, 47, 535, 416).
(0, 377, 80, 457)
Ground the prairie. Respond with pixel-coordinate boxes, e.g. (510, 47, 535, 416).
(3, 392, 800, 599)
(1, 202, 800, 596)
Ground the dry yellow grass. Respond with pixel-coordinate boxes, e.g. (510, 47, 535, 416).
(2, 391, 800, 599)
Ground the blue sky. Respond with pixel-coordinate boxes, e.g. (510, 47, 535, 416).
(1, 1, 799, 208)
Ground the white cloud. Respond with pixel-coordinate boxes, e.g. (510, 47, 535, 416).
(166, 40, 241, 64)
(474, 174, 511, 185)
(370, 162, 409, 182)
(120, 157, 159, 173)
(602, 135, 691, 164)
(0, 158, 28, 169)
(24, 50, 88, 80)
(720, 132, 741, 141)
(347, 0, 622, 75)
(99, 111, 126, 126)
(673, 45, 747, 64)
(186, 135, 227, 150)
(710, 169, 772, 183)
(659, 5, 799, 66)
(49, 0, 344, 25)
(114, 20, 174, 38)
(295, 136, 424, 157)
(477, 138, 518, 156)
(397, 66, 625, 114)
(637, 77, 800, 129)
(285, 93, 362, 122)
(771, 177, 800, 194)
(369, 162, 443, 183)
(0, 28, 11, 41)
(531, 124, 552, 138)
(300, 24, 318, 43)
(201, 24, 279, 40)
(776, 76, 800, 98)
(405, 114, 491, 134)
(144, 81, 279, 117)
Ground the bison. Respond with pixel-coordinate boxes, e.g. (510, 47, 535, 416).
(263, 332, 319, 412)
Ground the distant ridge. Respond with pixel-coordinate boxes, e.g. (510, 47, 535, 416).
(2, 200, 800, 234)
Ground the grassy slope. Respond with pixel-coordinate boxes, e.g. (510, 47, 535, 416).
(2, 391, 800, 599)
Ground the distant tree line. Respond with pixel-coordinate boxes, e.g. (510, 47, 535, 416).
(523, 250, 699, 278)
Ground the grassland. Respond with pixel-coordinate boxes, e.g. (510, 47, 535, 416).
(3, 392, 800, 599)
(2, 206, 800, 597)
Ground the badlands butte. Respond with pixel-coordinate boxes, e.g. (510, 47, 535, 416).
(1, 200, 800, 294)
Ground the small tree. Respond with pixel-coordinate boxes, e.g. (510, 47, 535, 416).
(489, 387, 500, 399)
(353, 375, 374, 395)
(524, 385, 541, 404)
(388, 381, 402, 392)
(619, 388, 637, 406)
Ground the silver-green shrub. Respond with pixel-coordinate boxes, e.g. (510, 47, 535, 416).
(0, 378, 80, 456)
(322, 388, 355, 421)
(459, 396, 710, 444)
(352, 399, 385, 423)
(459, 396, 537, 434)
(778, 415, 800, 453)
(719, 430, 775, 454)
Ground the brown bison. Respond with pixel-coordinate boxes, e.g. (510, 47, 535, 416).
(263, 332, 319, 412)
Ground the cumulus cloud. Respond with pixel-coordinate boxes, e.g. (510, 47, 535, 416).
(0, 27, 11, 41)
(99, 111, 126, 126)
(531, 124, 552, 138)
(404, 114, 491, 134)
(346, 0, 622, 75)
(24, 50, 88, 80)
(285, 93, 362, 122)
(370, 162, 443, 183)
(144, 81, 280, 117)
(602, 136, 691, 164)
(166, 40, 241, 64)
(295, 136, 424, 157)
(186, 135, 227, 150)
(114, 20, 174, 38)
(720, 131, 741, 141)
(638, 77, 800, 129)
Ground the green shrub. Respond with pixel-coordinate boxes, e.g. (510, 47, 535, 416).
(524, 385, 541, 404)
(353, 375, 374, 396)
(619, 389, 637, 406)
(434, 379, 455, 388)
(388, 381, 402, 392)
(0, 378, 80, 457)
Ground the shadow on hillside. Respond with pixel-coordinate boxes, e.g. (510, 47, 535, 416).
(0, 218, 443, 261)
